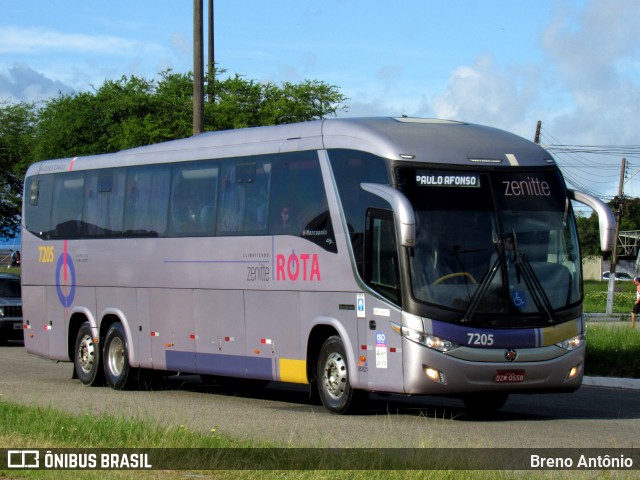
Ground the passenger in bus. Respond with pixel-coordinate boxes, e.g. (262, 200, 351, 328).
(280, 205, 291, 229)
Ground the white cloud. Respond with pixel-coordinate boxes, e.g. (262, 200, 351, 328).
(0, 64, 73, 103)
(0, 26, 162, 56)
(429, 55, 541, 138)
(540, 0, 640, 145)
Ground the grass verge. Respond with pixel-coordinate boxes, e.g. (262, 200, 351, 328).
(585, 323, 640, 377)
(0, 402, 521, 479)
(583, 280, 637, 313)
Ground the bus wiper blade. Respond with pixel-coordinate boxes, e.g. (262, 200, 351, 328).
(512, 233, 556, 324)
(462, 245, 502, 323)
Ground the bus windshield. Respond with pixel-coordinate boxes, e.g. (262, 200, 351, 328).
(399, 168, 581, 326)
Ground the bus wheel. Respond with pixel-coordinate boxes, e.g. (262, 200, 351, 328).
(317, 336, 363, 414)
(461, 392, 509, 413)
(103, 323, 135, 390)
(74, 322, 104, 386)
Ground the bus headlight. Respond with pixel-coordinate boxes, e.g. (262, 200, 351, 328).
(555, 333, 585, 351)
(0, 307, 4, 317)
(397, 325, 459, 352)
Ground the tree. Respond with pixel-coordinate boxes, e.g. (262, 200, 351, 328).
(3, 69, 347, 237)
(33, 68, 348, 160)
(575, 212, 603, 258)
(575, 197, 640, 259)
(0, 101, 36, 239)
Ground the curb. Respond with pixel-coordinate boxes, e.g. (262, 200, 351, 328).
(583, 376, 640, 390)
(584, 313, 630, 322)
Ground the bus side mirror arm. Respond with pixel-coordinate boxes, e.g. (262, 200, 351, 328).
(568, 189, 615, 252)
(361, 183, 416, 247)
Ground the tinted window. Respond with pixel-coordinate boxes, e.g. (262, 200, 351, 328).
(51, 173, 85, 238)
(170, 162, 219, 236)
(24, 151, 336, 252)
(123, 166, 170, 237)
(218, 158, 270, 234)
(269, 151, 336, 252)
(328, 150, 390, 272)
(83, 169, 126, 237)
(24, 175, 53, 239)
(0, 278, 20, 298)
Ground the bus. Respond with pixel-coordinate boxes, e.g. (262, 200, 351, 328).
(21, 117, 614, 413)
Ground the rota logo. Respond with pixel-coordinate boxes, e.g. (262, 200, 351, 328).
(276, 251, 321, 281)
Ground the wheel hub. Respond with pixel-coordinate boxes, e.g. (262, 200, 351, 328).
(78, 335, 95, 374)
(107, 337, 124, 377)
(323, 352, 347, 400)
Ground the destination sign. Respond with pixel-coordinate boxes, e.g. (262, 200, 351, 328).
(415, 173, 481, 188)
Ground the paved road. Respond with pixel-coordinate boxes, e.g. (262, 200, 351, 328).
(1, 342, 639, 449)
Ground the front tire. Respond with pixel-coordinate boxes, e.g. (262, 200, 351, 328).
(316, 335, 364, 414)
(74, 322, 104, 386)
(103, 323, 135, 390)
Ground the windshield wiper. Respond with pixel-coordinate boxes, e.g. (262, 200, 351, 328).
(512, 231, 556, 324)
(462, 231, 557, 324)
(462, 237, 504, 323)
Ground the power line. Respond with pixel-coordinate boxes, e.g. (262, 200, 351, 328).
(535, 124, 630, 201)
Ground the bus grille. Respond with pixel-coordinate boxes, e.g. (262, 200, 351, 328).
(3, 306, 22, 318)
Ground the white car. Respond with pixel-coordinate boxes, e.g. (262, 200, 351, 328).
(602, 271, 634, 281)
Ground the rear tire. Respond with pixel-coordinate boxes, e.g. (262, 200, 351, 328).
(74, 322, 104, 386)
(316, 335, 364, 414)
(103, 323, 136, 390)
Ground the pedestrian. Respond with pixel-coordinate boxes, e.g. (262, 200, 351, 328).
(632, 276, 640, 329)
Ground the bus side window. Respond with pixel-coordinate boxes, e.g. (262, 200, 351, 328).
(364, 209, 401, 305)
(170, 163, 218, 236)
(123, 166, 170, 237)
(327, 150, 390, 271)
(82, 169, 125, 237)
(217, 158, 271, 235)
(268, 152, 336, 251)
(24, 175, 53, 239)
(51, 173, 85, 239)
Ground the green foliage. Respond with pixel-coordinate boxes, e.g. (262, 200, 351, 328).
(31, 68, 348, 161)
(0, 100, 36, 238)
(0, 67, 347, 240)
(585, 324, 640, 378)
(583, 280, 637, 313)
(575, 197, 640, 258)
(0, 401, 245, 449)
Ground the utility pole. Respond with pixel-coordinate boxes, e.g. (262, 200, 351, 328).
(534, 120, 542, 144)
(207, 0, 215, 104)
(193, 0, 204, 135)
(606, 157, 627, 314)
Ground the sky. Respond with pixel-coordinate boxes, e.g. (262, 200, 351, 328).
(2, 0, 640, 206)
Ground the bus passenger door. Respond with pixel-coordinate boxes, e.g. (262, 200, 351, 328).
(362, 209, 404, 392)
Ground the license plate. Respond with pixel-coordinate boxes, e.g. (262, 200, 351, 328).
(495, 369, 525, 383)
(14, 324, 23, 330)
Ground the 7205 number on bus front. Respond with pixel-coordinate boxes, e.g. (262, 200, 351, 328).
(467, 333, 494, 346)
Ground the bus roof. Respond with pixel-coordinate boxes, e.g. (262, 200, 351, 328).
(27, 117, 555, 175)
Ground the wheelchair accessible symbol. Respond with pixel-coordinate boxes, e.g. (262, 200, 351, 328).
(55, 243, 76, 308)
(512, 291, 527, 308)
